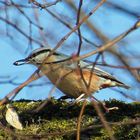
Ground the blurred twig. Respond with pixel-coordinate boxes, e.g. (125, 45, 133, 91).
(29, 0, 61, 9)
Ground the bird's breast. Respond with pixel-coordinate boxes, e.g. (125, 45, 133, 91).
(40, 64, 101, 98)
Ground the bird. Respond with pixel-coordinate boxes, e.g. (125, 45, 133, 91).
(13, 47, 129, 100)
(5, 104, 23, 130)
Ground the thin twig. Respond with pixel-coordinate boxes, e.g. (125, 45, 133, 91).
(50, 0, 107, 55)
(77, 99, 87, 140)
(91, 99, 116, 140)
(29, 0, 61, 9)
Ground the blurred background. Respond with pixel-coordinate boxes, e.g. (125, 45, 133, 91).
(0, 0, 140, 102)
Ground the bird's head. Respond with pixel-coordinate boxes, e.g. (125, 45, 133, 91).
(13, 48, 58, 66)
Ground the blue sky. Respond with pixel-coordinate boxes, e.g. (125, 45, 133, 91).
(0, 0, 140, 102)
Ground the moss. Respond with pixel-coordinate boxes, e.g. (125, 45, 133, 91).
(0, 99, 140, 139)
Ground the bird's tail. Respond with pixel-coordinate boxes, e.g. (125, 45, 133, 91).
(116, 82, 130, 89)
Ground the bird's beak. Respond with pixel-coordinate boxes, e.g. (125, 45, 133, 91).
(13, 58, 29, 66)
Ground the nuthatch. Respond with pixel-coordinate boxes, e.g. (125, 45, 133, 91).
(13, 47, 129, 99)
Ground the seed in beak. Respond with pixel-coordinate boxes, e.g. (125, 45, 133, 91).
(13, 59, 28, 66)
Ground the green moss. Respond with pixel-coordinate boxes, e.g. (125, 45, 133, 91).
(0, 99, 140, 139)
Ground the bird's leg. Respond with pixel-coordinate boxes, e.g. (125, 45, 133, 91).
(68, 93, 89, 107)
(90, 96, 119, 113)
(69, 93, 90, 105)
(75, 93, 87, 103)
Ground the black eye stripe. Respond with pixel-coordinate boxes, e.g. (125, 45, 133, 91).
(27, 49, 59, 59)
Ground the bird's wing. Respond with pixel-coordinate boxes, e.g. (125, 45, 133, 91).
(54, 52, 129, 88)
(57, 55, 122, 82)
(79, 61, 130, 88)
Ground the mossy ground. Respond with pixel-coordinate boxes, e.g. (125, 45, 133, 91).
(0, 99, 140, 140)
